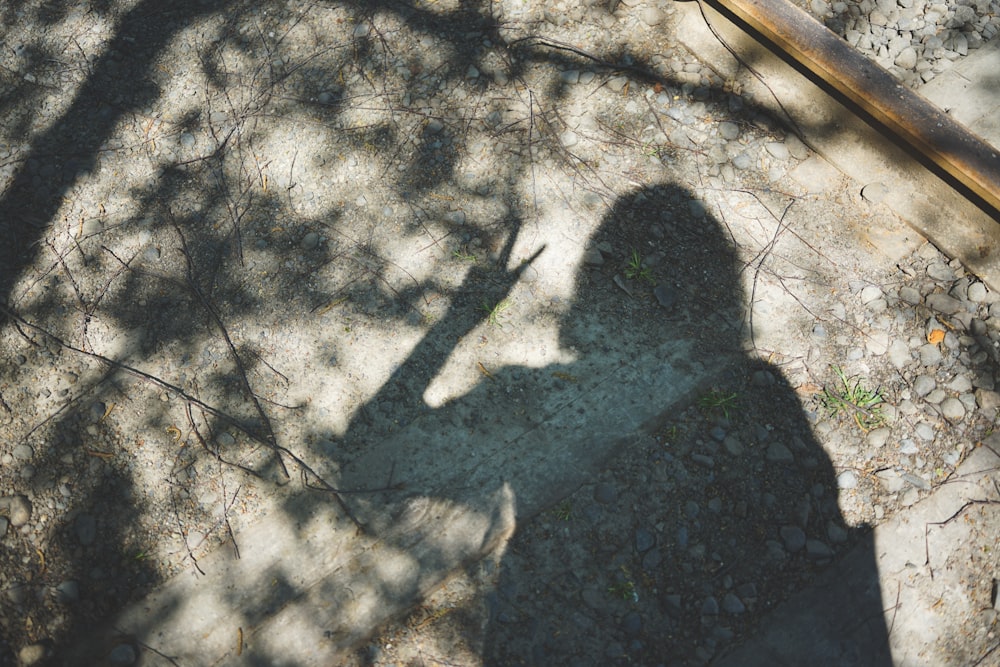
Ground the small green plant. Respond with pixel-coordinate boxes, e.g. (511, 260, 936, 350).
(819, 366, 885, 431)
(553, 500, 572, 521)
(452, 248, 477, 263)
(480, 297, 511, 328)
(608, 580, 636, 600)
(624, 250, 655, 284)
(608, 567, 639, 601)
(699, 389, 738, 420)
(660, 424, 679, 444)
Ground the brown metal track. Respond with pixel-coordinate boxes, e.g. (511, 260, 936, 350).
(705, 0, 1000, 216)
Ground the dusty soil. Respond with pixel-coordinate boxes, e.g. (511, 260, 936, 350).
(0, 0, 997, 665)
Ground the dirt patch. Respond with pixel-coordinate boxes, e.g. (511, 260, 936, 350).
(0, 0, 997, 665)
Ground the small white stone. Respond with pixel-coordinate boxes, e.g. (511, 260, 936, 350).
(837, 470, 858, 489)
(640, 7, 665, 25)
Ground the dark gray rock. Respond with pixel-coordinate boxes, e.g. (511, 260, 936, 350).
(780, 525, 806, 552)
(925, 293, 962, 314)
(766, 443, 794, 463)
(621, 611, 643, 636)
(109, 643, 137, 666)
(634, 527, 655, 553)
(806, 539, 834, 559)
(722, 593, 746, 614)
(701, 596, 720, 615)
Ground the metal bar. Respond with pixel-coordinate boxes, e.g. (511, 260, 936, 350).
(706, 0, 1000, 216)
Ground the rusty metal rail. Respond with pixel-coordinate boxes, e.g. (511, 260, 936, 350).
(704, 0, 1000, 216)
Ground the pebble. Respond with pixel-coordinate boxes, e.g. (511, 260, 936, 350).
(949, 376, 973, 393)
(635, 527, 655, 553)
(18, 644, 50, 667)
(940, 397, 966, 421)
(827, 522, 849, 543)
(899, 285, 922, 305)
(837, 470, 858, 489)
(901, 472, 931, 491)
(765, 142, 789, 160)
(912, 374, 935, 396)
(927, 262, 956, 282)
(443, 210, 466, 225)
(888, 339, 912, 368)
(900, 487, 921, 507)
(12, 444, 33, 460)
(722, 436, 744, 456)
(109, 643, 137, 666)
(594, 483, 617, 505)
(719, 122, 739, 140)
(582, 247, 605, 266)
(722, 593, 746, 614)
(894, 46, 917, 69)
(914, 423, 935, 441)
(0, 496, 32, 527)
(780, 525, 806, 552)
(640, 7, 666, 25)
(642, 548, 663, 570)
(701, 596, 720, 615)
(607, 76, 628, 93)
(662, 593, 683, 617)
(582, 587, 605, 610)
(6, 582, 28, 604)
(621, 611, 643, 636)
(732, 153, 753, 170)
(918, 344, 943, 366)
(925, 293, 962, 314)
(302, 232, 320, 250)
(976, 389, 1000, 412)
(806, 539, 834, 559)
(968, 282, 988, 303)
(866, 427, 890, 448)
(654, 284, 677, 309)
(766, 443, 794, 463)
(859, 284, 883, 304)
(691, 453, 715, 468)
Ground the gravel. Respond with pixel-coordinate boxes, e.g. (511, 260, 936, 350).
(798, 0, 1000, 85)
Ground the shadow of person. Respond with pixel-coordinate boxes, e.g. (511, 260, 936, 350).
(467, 182, 894, 666)
(316, 181, 891, 664)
